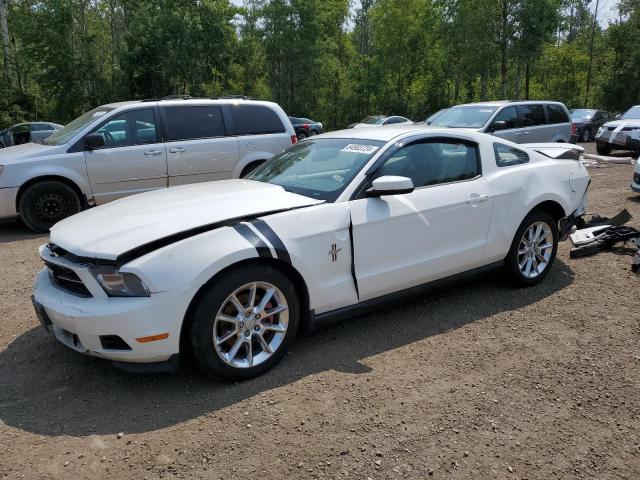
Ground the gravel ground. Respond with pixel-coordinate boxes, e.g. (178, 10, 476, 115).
(1, 144, 639, 480)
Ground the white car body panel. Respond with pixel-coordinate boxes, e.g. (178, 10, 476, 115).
(632, 157, 640, 193)
(33, 126, 591, 365)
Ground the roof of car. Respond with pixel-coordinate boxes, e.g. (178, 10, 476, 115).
(455, 100, 566, 107)
(318, 124, 477, 142)
(101, 98, 280, 110)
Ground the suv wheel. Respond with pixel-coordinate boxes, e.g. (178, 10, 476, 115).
(188, 264, 300, 381)
(596, 141, 612, 155)
(297, 131, 307, 141)
(19, 181, 82, 233)
(580, 128, 590, 142)
(505, 210, 558, 287)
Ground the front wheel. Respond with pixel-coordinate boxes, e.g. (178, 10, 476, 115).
(596, 141, 612, 155)
(580, 128, 590, 142)
(18, 181, 82, 233)
(504, 210, 558, 287)
(188, 265, 300, 381)
(297, 131, 308, 141)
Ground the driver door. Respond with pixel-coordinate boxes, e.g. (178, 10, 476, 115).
(349, 138, 494, 301)
(84, 108, 168, 204)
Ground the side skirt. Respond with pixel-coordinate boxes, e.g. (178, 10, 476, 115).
(309, 260, 504, 331)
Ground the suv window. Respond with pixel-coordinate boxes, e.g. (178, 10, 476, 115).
(492, 106, 518, 129)
(546, 104, 569, 124)
(517, 104, 546, 127)
(374, 140, 479, 187)
(32, 123, 52, 131)
(164, 106, 225, 141)
(230, 105, 285, 135)
(494, 143, 529, 167)
(94, 108, 159, 148)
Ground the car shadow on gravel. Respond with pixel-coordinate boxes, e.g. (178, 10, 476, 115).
(0, 220, 46, 244)
(0, 260, 575, 438)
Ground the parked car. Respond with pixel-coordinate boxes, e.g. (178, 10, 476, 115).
(0, 97, 296, 232)
(0, 122, 62, 148)
(424, 108, 448, 125)
(632, 155, 640, 193)
(32, 125, 590, 380)
(348, 115, 413, 128)
(570, 109, 612, 142)
(595, 105, 640, 155)
(289, 117, 324, 140)
(429, 101, 577, 144)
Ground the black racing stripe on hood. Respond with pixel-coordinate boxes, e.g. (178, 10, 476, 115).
(114, 207, 306, 266)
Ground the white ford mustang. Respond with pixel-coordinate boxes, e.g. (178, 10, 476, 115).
(32, 126, 590, 380)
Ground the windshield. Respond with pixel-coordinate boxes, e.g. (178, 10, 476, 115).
(248, 138, 385, 201)
(361, 116, 385, 125)
(431, 106, 498, 128)
(570, 109, 594, 120)
(43, 106, 114, 145)
(621, 106, 640, 120)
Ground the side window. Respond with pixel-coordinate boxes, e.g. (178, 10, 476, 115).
(128, 109, 159, 144)
(492, 106, 518, 129)
(374, 140, 479, 188)
(95, 114, 128, 148)
(164, 106, 225, 141)
(494, 143, 529, 167)
(517, 104, 546, 127)
(230, 105, 286, 135)
(546, 104, 569, 124)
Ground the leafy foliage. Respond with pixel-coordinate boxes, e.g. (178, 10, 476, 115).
(0, 0, 638, 128)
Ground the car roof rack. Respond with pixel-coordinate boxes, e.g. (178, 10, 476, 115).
(140, 94, 252, 102)
(213, 95, 250, 100)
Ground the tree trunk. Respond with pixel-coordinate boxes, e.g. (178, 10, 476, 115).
(480, 70, 488, 100)
(525, 61, 531, 99)
(515, 62, 520, 99)
(499, 0, 508, 99)
(0, 0, 15, 88)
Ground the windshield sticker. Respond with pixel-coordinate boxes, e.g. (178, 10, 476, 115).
(92, 111, 107, 117)
(341, 144, 380, 154)
(479, 109, 494, 113)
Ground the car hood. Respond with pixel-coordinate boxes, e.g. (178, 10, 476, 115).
(0, 142, 66, 163)
(603, 119, 640, 129)
(50, 180, 323, 261)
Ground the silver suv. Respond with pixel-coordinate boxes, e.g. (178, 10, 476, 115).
(0, 97, 297, 232)
(430, 100, 577, 144)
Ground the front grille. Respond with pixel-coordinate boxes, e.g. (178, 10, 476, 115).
(606, 126, 616, 131)
(45, 262, 92, 297)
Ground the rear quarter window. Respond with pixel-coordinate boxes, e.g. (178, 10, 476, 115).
(494, 143, 529, 167)
(546, 104, 570, 124)
(517, 104, 546, 127)
(230, 105, 286, 135)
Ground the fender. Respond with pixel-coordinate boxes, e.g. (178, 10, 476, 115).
(231, 151, 275, 178)
(12, 160, 92, 202)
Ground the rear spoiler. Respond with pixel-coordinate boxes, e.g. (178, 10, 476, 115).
(522, 143, 584, 160)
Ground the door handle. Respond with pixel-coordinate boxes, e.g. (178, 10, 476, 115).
(144, 150, 163, 156)
(169, 147, 186, 154)
(465, 194, 490, 204)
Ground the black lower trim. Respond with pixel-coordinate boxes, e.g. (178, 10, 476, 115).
(309, 261, 504, 331)
(250, 219, 291, 264)
(111, 354, 180, 374)
(348, 220, 359, 300)
(233, 223, 272, 258)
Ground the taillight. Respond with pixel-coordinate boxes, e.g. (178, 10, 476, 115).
(291, 135, 298, 144)
(571, 123, 577, 135)
(303, 123, 310, 129)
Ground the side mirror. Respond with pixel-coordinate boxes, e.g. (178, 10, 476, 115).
(366, 175, 414, 197)
(85, 133, 105, 150)
(489, 120, 508, 132)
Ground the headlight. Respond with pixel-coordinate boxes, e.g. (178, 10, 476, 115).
(89, 266, 149, 297)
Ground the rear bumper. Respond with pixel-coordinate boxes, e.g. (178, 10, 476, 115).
(33, 268, 187, 364)
(0, 186, 19, 220)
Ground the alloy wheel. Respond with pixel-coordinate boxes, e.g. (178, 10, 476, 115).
(517, 221, 554, 279)
(213, 282, 289, 369)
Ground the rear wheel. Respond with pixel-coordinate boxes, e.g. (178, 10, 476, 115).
(297, 130, 308, 141)
(18, 181, 82, 233)
(580, 128, 590, 142)
(505, 210, 558, 287)
(596, 141, 612, 155)
(188, 265, 300, 381)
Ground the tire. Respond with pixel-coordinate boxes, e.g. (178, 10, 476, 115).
(188, 264, 300, 381)
(580, 128, 590, 142)
(297, 130, 308, 141)
(504, 210, 558, 287)
(18, 181, 82, 233)
(596, 141, 612, 155)
(240, 161, 265, 178)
